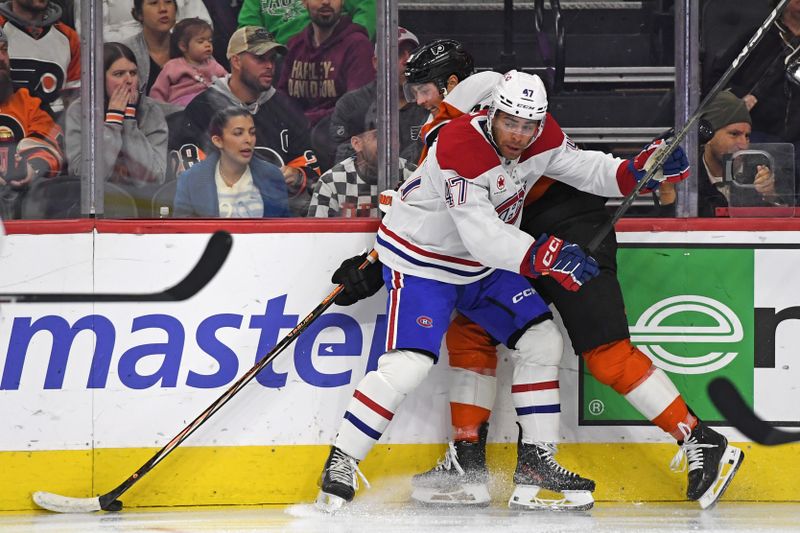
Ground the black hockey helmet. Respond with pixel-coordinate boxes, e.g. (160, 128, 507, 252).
(404, 39, 475, 92)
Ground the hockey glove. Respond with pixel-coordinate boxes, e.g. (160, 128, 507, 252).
(332, 253, 385, 306)
(627, 139, 690, 191)
(523, 234, 600, 292)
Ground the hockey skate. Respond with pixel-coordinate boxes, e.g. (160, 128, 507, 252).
(315, 446, 370, 513)
(670, 421, 744, 510)
(508, 436, 595, 511)
(411, 423, 490, 506)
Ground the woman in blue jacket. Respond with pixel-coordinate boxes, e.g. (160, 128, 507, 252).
(174, 107, 290, 217)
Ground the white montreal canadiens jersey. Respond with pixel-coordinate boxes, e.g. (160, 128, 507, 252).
(376, 111, 626, 285)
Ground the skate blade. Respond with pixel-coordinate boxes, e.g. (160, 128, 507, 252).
(508, 485, 594, 511)
(411, 483, 491, 507)
(314, 491, 348, 514)
(699, 445, 745, 510)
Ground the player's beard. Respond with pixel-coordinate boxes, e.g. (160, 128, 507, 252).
(0, 70, 13, 104)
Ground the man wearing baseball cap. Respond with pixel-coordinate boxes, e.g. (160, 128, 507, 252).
(177, 26, 320, 216)
(226, 26, 288, 58)
(328, 26, 428, 165)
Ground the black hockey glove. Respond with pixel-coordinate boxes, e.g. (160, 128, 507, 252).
(332, 253, 384, 306)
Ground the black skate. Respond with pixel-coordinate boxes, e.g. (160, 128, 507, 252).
(411, 423, 490, 506)
(671, 421, 744, 509)
(509, 429, 595, 511)
(315, 446, 370, 513)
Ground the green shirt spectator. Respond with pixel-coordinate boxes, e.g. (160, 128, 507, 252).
(237, 0, 375, 44)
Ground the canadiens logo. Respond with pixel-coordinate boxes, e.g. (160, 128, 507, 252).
(497, 175, 506, 191)
(416, 316, 434, 328)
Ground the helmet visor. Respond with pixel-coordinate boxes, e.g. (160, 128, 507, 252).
(403, 81, 441, 105)
(492, 113, 540, 136)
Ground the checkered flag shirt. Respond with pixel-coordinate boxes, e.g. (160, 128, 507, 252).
(308, 156, 417, 217)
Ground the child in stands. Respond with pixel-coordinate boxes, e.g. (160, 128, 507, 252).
(150, 18, 227, 106)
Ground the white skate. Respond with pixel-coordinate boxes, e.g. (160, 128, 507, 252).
(508, 442, 595, 511)
(508, 484, 595, 511)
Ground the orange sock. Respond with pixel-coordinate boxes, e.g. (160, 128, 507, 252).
(584, 339, 697, 441)
(451, 402, 491, 442)
(653, 396, 698, 440)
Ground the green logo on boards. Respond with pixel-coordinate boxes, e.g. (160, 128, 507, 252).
(580, 248, 754, 424)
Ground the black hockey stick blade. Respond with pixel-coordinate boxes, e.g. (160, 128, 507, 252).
(708, 377, 800, 445)
(0, 231, 232, 304)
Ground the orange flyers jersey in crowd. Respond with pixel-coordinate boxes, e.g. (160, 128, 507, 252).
(0, 88, 63, 177)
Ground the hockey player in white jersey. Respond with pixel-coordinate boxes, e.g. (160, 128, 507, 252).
(314, 70, 691, 512)
(400, 44, 740, 511)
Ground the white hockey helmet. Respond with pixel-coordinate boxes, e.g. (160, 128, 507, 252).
(487, 70, 548, 150)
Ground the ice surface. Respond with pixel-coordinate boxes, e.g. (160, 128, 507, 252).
(1, 502, 798, 532)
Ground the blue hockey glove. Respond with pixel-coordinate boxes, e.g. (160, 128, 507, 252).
(627, 139, 690, 190)
(523, 234, 600, 292)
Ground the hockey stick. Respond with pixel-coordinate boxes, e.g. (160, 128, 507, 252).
(708, 377, 800, 446)
(0, 231, 232, 303)
(585, 0, 790, 253)
(32, 250, 380, 513)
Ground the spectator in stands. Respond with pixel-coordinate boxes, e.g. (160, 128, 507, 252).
(75, 0, 210, 44)
(328, 26, 426, 165)
(200, 0, 242, 70)
(308, 106, 415, 217)
(179, 26, 319, 216)
(707, 0, 800, 183)
(0, 0, 80, 116)
(50, 0, 73, 29)
(671, 91, 777, 217)
(121, 0, 177, 96)
(700, 91, 779, 216)
(65, 42, 167, 187)
(150, 18, 227, 107)
(174, 106, 289, 218)
(277, 0, 375, 170)
(0, 26, 62, 219)
(237, 0, 374, 45)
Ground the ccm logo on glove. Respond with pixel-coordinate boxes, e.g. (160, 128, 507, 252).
(538, 235, 564, 270)
(521, 234, 600, 292)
